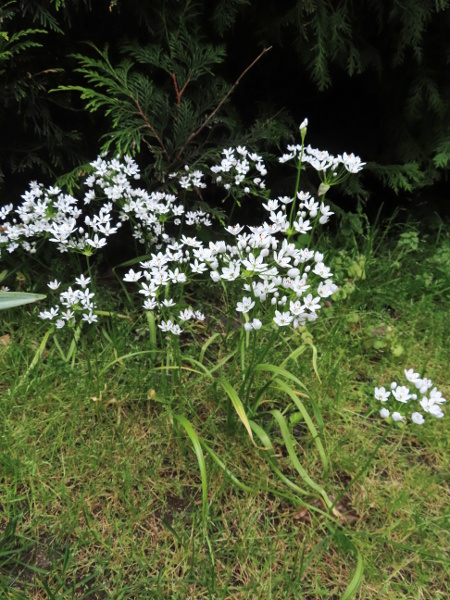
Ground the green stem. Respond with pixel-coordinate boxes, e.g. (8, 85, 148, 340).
(288, 142, 305, 240)
(146, 311, 157, 354)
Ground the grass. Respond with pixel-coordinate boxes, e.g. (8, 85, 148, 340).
(0, 217, 449, 599)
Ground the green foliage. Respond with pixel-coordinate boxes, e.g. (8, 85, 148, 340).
(0, 218, 448, 596)
(57, 28, 290, 185)
(0, 0, 89, 192)
(224, 0, 450, 194)
(369, 162, 426, 194)
(0, 291, 46, 310)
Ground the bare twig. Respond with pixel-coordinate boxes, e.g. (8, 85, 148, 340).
(133, 98, 170, 161)
(169, 46, 273, 169)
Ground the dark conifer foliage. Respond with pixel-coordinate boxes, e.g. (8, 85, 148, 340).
(1, 0, 449, 212)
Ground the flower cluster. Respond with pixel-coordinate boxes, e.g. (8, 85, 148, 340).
(210, 146, 267, 192)
(39, 275, 97, 328)
(375, 369, 446, 424)
(123, 188, 338, 335)
(1, 120, 363, 339)
(0, 155, 188, 258)
(279, 144, 366, 174)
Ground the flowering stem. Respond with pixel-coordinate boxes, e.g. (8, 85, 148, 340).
(85, 256, 94, 290)
(288, 142, 305, 241)
(146, 311, 157, 353)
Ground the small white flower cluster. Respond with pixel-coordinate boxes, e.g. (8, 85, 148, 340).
(375, 368, 446, 424)
(3, 120, 358, 337)
(279, 144, 365, 174)
(168, 166, 207, 190)
(0, 182, 122, 258)
(0, 155, 190, 258)
(124, 185, 338, 335)
(39, 275, 97, 328)
(210, 146, 267, 191)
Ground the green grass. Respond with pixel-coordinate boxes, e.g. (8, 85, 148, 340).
(0, 219, 449, 599)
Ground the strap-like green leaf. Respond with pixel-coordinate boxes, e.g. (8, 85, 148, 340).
(0, 292, 46, 310)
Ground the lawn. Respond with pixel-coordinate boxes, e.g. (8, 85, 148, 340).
(1, 209, 448, 599)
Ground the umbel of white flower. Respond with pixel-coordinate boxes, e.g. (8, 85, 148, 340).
(0, 120, 363, 334)
(375, 369, 446, 425)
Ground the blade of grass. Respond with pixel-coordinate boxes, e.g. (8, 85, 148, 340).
(25, 327, 53, 373)
(217, 378, 263, 448)
(173, 414, 208, 525)
(249, 420, 333, 520)
(270, 409, 332, 509)
(274, 377, 328, 476)
(200, 440, 254, 493)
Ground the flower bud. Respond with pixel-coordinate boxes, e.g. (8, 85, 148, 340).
(299, 118, 308, 139)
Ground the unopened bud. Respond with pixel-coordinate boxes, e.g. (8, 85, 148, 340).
(299, 118, 308, 139)
(318, 182, 330, 196)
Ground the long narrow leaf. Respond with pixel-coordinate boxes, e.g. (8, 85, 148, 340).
(26, 328, 53, 372)
(333, 530, 364, 599)
(200, 441, 254, 493)
(249, 421, 331, 519)
(173, 415, 208, 525)
(218, 379, 261, 447)
(253, 362, 310, 392)
(341, 546, 364, 600)
(0, 291, 46, 310)
(199, 333, 221, 364)
(275, 378, 328, 476)
(270, 409, 332, 509)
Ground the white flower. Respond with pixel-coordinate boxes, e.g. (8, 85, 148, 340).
(420, 397, 444, 418)
(179, 309, 194, 321)
(39, 307, 59, 320)
(429, 387, 446, 405)
(380, 408, 390, 418)
(75, 274, 91, 288)
(404, 368, 420, 382)
(392, 412, 404, 422)
(342, 152, 365, 173)
(161, 298, 176, 307)
(47, 279, 61, 290)
(143, 298, 158, 310)
(273, 310, 293, 327)
(236, 297, 255, 313)
(302, 294, 321, 312)
(123, 269, 143, 282)
(374, 387, 391, 402)
(225, 224, 245, 235)
(318, 203, 334, 224)
(251, 318, 262, 330)
(391, 385, 412, 403)
(411, 412, 425, 425)
(82, 311, 98, 324)
(158, 319, 173, 333)
(414, 377, 433, 394)
(312, 262, 333, 278)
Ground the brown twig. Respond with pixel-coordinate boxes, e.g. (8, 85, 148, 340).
(169, 46, 273, 169)
(133, 98, 170, 161)
(172, 73, 191, 106)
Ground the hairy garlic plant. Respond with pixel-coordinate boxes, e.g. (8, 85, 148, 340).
(0, 121, 374, 596)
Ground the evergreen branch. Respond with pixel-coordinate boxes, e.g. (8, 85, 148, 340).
(170, 46, 272, 168)
(132, 97, 169, 160)
(172, 72, 191, 106)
